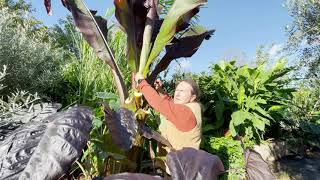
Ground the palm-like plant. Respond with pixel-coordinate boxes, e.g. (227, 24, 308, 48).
(44, 0, 213, 105)
(43, 0, 215, 175)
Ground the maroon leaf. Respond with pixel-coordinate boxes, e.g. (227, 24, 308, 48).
(44, 0, 52, 15)
(104, 173, 162, 180)
(245, 149, 276, 180)
(104, 105, 172, 152)
(147, 27, 214, 83)
(0, 106, 93, 179)
(115, 0, 154, 48)
(114, 0, 148, 71)
(166, 148, 225, 180)
(104, 106, 139, 152)
(176, 8, 200, 32)
(139, 124, 173, 150)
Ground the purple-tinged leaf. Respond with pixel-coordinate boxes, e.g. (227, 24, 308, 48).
(104, 105, 172, 152)
(167, 148, 225, 180)
(143, 0, 208, 76)
(44, 0, 52, 15)
(245, 149, 276, 180)
(104, 107, 139, 152)
(114, 0, 152, 72)
(0, 106, 93, 179)
(147, 27, 214, 83)
(176, 8, 200, 32)
(139, 124, 173, 150)
(104, 172, 162, 180)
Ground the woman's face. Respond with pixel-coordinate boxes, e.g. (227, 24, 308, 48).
(174, 81, 196, 104)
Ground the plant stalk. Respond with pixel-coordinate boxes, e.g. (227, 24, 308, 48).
(138, 0, 158, 75)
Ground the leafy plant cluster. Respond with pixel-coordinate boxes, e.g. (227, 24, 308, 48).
(203, 136, 250, 180)
(276, 79, 320, 149)
(195, 60, 294, 142)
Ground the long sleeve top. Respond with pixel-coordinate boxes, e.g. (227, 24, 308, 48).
(138, 80, 197, 132)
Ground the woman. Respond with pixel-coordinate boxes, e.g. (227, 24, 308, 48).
(135, 74, 202, 153)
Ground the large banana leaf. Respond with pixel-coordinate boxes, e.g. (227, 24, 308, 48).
(147, 26, 214, 83)
(114, 0, 150, 72)
(143, 0, 207, 76)
(0, 106, 93, 179)
(44, 0, 128, 104)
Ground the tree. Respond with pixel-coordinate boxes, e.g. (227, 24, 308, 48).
(285, 0, 320, 78)
(0, 1, 64, 97)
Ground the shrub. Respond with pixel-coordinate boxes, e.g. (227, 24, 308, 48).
(203, 136, 253, 180)
(195, 60, 295, 142)
(0, 8, 65, 98)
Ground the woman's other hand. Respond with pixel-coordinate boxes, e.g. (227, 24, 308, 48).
(154, 79, 163, 91)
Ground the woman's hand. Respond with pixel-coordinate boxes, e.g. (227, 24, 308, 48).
(135, 73, 145, 85)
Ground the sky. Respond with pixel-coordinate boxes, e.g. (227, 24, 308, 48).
(29, 0, 293, 73)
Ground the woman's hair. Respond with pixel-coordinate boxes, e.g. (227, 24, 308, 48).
(177, 78, 200, 101)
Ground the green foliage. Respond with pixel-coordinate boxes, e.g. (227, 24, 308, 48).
(196, 60, 294, 142)
(287, 80, 320, 123)
(275, 79, 320, 149)
(80, 106, 128, 177)
(0, 65, 6, 92)
(62, 37, 115, 105)
(57, 21, 130, 106)
(0, 65, 40, 118)
(203, 136, 252, 180)
(0, 7, 64, 98)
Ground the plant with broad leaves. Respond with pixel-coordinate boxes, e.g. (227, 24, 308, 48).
(0, 106, 93, 179)
(195, 59, 295, 142)
(43, 0, 214, 175)
(44, 0, 214, 105)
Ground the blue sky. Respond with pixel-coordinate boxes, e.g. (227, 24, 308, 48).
(29, 0, 292, 73)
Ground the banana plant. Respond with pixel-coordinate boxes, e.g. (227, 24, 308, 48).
(44, 0, 213, 105)
(44, 0, 214, 173)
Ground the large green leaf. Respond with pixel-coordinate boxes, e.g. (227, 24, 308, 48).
(231, 110, 251, 126)
(254, 106, 273, 120)
(143, 0, 207, 76)
(237, 84, 246, 105)
(251, 116, 265, 131)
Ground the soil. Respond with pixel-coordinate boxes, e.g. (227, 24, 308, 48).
(272, 155, 320, 180)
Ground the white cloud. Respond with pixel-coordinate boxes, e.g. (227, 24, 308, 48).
(268, 44, 283, 58)
(180, 59, 191, 70)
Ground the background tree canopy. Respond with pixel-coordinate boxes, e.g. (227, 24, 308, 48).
(285, 0, 320, 78)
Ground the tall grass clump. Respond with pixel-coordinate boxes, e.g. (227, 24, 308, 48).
(60, 21, 131, 106)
